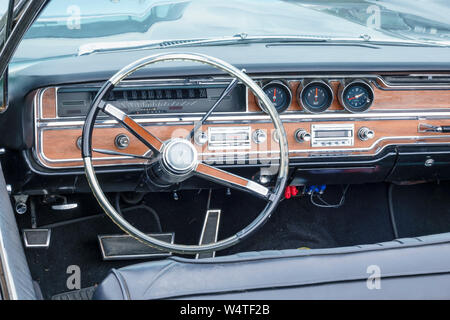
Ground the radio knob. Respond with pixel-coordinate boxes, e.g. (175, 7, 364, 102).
(115, 134, 130, 149)
(194, 131, 208, 145)
(358, 127, 375, 141)
(294, 129, 311, 143)
(252, 129, 267, 144)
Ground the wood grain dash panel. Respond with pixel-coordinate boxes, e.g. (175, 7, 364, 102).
(37, 119, 450, 169)
(41, 88, 57, 118)
(248, 80, 450, 113)
(371, 86, 450, 109)
(247, 88, 263, 112)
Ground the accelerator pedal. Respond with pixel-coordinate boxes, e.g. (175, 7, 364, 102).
(22, 229, 51, 248)
(98, 232, 174, 261)
(196, 209, 221, 259)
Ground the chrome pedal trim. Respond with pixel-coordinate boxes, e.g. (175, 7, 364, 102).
(98, 232, 174, 261)
(196, 209, 221, 259)
(51, 203, 78, 211)
(22, 229, 51, 248)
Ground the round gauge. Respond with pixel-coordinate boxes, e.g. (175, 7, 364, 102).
(259, 81, 292, 113)
(340, 81, 374, 113)
(299, 81, 333, 113)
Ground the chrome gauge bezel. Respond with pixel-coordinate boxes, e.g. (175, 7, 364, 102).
(298, 80, 334, 114)
(258, 80, 292, 114)
(339, 79, 375, 113)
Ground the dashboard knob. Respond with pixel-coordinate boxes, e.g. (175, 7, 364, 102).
(294, 129, 311, 143)
(358, 127, 374, 141)
(194, 131, 208, 145)
(76, 136, 82, 150)
(252, 129, 267, 144)
(115, 134, 130, 149)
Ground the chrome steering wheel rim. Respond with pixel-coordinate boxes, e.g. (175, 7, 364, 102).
(82, 52, 289, 254)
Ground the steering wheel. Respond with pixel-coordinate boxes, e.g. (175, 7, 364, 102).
(82, 53, 289, 254)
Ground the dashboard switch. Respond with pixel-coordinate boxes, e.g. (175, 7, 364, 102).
(115, 134, 130, 149)
(358, 127, 374, 141)
(294, 129, 311, 143)
(252, 129, 267, 144)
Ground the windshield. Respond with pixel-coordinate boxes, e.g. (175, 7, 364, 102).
(0, 1, 7, 18)
(12, 0, 450, 63)
(0, 1, 10, 45)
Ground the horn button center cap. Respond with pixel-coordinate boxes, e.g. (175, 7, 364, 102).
(163, 139, 198, 174)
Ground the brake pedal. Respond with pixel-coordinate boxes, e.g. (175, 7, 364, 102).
(196, 209, 221, 259)
(98, 232, 174, 261)
(22, 229, 51, 248)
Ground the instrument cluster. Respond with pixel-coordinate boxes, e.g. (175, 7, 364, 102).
(56, 84, 247, 118)
(259, 79, 375, 114)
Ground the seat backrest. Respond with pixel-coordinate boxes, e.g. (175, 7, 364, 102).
(94, 232, 450, 300)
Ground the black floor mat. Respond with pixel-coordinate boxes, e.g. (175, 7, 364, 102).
(219, 183, 394, 256)
(20, 182, 450, 299)
(23, 190, 209, 299)
(390, 181, 450, 238)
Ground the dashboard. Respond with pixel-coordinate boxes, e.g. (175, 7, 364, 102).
(33, 73, 450, 173)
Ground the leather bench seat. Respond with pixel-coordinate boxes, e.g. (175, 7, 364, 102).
(93, 233, 450, 299)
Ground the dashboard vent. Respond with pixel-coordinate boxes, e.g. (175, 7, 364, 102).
(159, 39, 198, 47)
(383, 75, 450, 85)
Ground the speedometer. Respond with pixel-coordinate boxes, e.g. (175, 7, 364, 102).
(339, 80, 374, 113)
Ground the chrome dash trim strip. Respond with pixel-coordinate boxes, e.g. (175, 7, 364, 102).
(36, 111, 450, 128)
(374, 76, 450, 90)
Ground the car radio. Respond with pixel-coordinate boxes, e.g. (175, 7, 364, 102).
(311, 124, 354, 147)
(208, 126, 251, 150)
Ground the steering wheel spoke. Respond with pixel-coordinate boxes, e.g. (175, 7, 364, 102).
(187, 77, 240, 140)
(195, 163, 271, 199)
(93, 148, 157, 161)
(103, 103, 163, 154)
